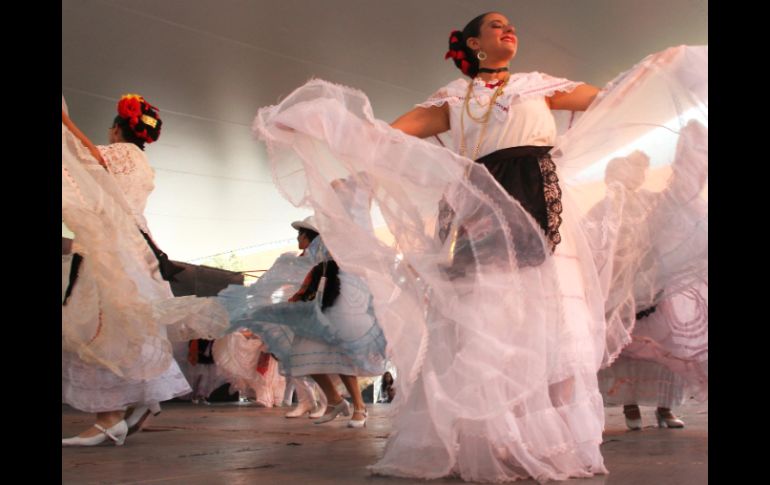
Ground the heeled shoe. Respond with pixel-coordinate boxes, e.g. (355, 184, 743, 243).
(62, 420, 128, 447)
(623, 404, 642, 430)
(656, 408, 685, 428)
(125, 402, 162, 436)
(308, 401, 326, 419)
(347, 408, 367, 428)
(313, 399, 351, 424)
(285, 400, 315, 418)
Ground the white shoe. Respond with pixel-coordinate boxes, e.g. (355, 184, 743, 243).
(285, 401, 314, 418)
(656, 408, 685, 428)
(313, 399, 351, 424)
(347, 408, 367, 428)
(125, 402, 162, 436)
(308, 401, 326, 419)
(62, 420, 128, 447)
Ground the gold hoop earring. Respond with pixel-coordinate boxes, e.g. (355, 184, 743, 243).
(476, 51, 487, 61)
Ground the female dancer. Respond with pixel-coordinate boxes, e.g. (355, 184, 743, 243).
(62, 94, 226, 446)
(252, 11, 707, 482)
(219, 179, 387, 428)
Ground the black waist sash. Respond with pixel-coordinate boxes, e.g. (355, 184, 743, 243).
(441, 146, 563, 275)
(62, 229, 185, 305)
(476, 146, 554, 240)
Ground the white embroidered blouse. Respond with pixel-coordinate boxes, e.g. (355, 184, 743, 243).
(417, 72, 583, 159)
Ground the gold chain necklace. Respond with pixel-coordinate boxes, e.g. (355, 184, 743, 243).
(448, 75, 510, 264)
(459, 74, 509, 160)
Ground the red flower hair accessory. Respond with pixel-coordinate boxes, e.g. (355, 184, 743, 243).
(117, 93, 145, 128)
(134, 128, 152, 143)
(444, 49, 466, 60)
(116, 93, 162, 144)
(460, 60, 471, 76)
(445, 29, 470, 74)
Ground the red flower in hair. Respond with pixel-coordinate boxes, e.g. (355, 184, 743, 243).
(135, 128, 150, 142)
(445, 49, 467, 61)
(117, 95, 144, 121)
(460, 59, 471, 75)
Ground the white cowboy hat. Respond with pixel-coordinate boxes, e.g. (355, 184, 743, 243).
(290, 215, 318, 232)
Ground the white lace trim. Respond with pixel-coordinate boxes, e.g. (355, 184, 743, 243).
(416, 73, 584, 118)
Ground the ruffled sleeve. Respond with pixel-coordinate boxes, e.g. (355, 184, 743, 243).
(510, 72, 584, 102)
(415, 78, 468, 109)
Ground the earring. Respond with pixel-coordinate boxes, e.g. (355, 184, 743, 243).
(476, 51, 487, 61)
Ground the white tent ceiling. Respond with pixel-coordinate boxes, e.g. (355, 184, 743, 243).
(62, 0, 707, 263)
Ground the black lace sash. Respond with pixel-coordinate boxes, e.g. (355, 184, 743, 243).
(475, 146, 562, 252)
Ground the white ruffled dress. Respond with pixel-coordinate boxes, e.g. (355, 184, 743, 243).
(250, 45, 707, 483)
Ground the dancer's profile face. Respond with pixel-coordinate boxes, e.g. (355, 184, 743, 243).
(297, 232, 309, 250)
(467, 13, 518, 61)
